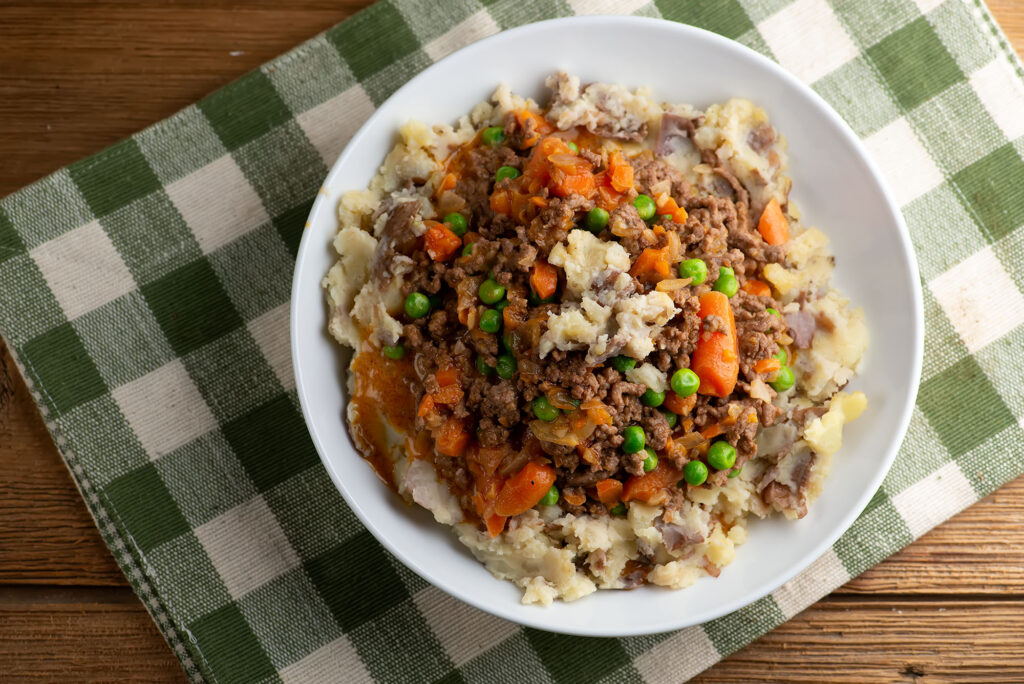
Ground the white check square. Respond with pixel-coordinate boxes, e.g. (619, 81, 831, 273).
(864, 117, 945, 206)
(758, 0, 859, 84)
(297, 84, 376, 167)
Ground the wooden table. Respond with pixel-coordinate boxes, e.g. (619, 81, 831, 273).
(2, 2, 1023, 680)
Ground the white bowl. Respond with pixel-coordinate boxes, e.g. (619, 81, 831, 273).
(291, 16, 923, 637)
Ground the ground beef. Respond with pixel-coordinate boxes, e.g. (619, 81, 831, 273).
(528, 194, 592, 254)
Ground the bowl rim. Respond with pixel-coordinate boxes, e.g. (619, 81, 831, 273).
(291, 14, 924, 636)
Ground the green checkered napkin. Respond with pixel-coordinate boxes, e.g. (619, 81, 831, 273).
(2, 0, 1023, 681)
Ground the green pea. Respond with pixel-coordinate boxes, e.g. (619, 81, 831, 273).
(495, 166, 520, 183)
(642, 448, 658, 472)
(495, 353, 517, 379)
(707, 441, 737, 471)
(481, 126, 505, 146)
(443, 212, 467, 237)
(661, 410, 678, 428)
(585, 207, 609, 232)
(479, 308, 502, 334)
(478, 278, 506, 305)
(382, 344, 405, 360)
(678, 258, 707, 285)
(404, 292, 431, 319)
(713, 266, 739, 297)
(659, 213, 673, 223)
(727, 467, 743, 479)
(567, 142, 579, 154)
(610, 502, 627, 516)
(766, 307, 781, 318)
(641, 388, 665, 408)
(682, 460, 708, 486)
(502, 331, 514, 353)
(621, 425, 645, 454)
(770, 365, 795, 392)
(495, 300, 509, 313)
(532, 396, 560, 422)
(610, 356, 637, 373)
(476, 356, 494, 375)
(670, 368, 700, 397)
(540, 485, 559, 506)
(461, 242, 474, 257)
(774, 347, 788, 365)
(633, 194, 657, 221)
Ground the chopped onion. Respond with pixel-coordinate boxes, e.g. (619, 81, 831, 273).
(546, 388, 579, 411)
(655, 277, 693, 292)
(749, 377, 773, 402)
(649, 179, 672, 196)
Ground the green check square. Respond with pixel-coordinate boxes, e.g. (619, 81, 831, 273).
(73, 291, 175, 388)
(656, 0, 753, 39)
(327, 1, 424, 81)
(68, 138, 162, 218)
(188, 603, 277, 683)
(304, 530, 408, 632)
(952, 144, 1024, 243)
(813, 56, 902, 138)
(866, 16, 963, 111)
(736, 0, 791, 24)
(974, 323, 1024, 439)
(103, 463, 191, 552)
(360, 49, 434, 107)
(904, 184, 987, 282)
(100, 190, 202, 286)
(930, 0, 998, 75)
(921, 284, 968, 383)
(832, 494, 912, 577)
(829, 0, 918, 50)
(478, 0, 570, 30)
(238, 568, 342, 669)
(882, 406, 953, 498)
(910, 82, 1004, 174)
(524, 629, 631, 682)
(918, 355, 1014, 458)
(272, 199, 313, 258)
(263, 467, 362, 560)
(703, 595, 785, 656)
(209, 223, 294, 322)
(0, 256, 65, 345)
(1, 169, 95, 249)
(461, 631, 549, 684)
(136, 105, 228, 185)
(141, 258, 243, 356)
(0, 207, 22, 264)
(348, 600, 452, 683)
(146, 533, 232, 625)
(21, 322, 106, 416)
(156, 430, 258, 527)
(957, 424, 1024, 498)
(221, 394, 318, 492)
(56, 395, 148, 487)
(232, 121, 327, 221)
(181, 327, 282, 422)
(266, 36, 357, 114)
(735, 27, 775, 61)
(198, 70, 293, 152)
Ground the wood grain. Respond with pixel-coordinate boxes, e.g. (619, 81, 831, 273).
(0, 1, 1022, 681)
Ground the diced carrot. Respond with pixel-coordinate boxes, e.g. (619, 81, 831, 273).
(608, 152, 635, 193)
(662, 391, 697, 416)
(489, 189, 511, 215)
(629, 247, 672, 283)
(530, 261, 559, 300)
(439, 172, 457, 192)
(655, 193, 688, 223)
(700, 423, 724, 439)
(595, 478, 624, 505)
(485, 513, 507, 537)
(432, 384, 463, 405)
(424, 222, 462, 261)
(512, 109, 553, 149)
(754, 358, 781, 374)
(550, 167, 596, 198)
(595, 182, 623, 211)
(471, 445, 507, 477)
(691, 291, 739, 398)
(741, 279, 771, 297)
(622, 462, 682, 504)
(436, 418, 469, 458)
(757, 197, 789, 245)
(417, 395, 436, 418)
(436, 368, 460, 386)
(531, 196, 548, 208)
(522, 137, 571, 184)
(563, 489, 586, 506)
(493, 462, 557, 516)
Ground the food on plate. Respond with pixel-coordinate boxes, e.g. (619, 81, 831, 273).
(323, 72, 868, 605)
